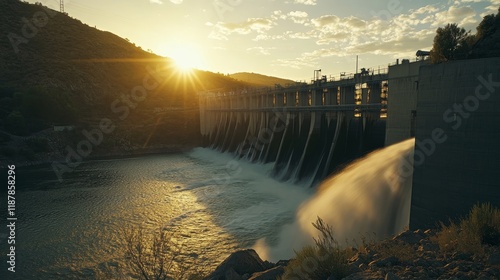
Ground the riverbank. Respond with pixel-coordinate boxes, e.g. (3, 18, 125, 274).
(203, 203, 500, 280)
(204, 228, 500, 280)
(0, 128, 198, 168)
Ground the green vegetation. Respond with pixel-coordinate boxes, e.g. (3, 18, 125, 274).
(434, 202, 500, 255)
(431, 7, 500, 63)
(430, 23, 473, 63)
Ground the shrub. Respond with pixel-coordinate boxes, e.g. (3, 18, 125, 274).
(123, 227, 205, 280)
(280, 217, 351, 280)
(463, 203, 500, 246)
(435, 203, 500, 255)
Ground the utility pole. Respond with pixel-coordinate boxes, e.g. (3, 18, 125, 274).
(60, 0, 64, 13)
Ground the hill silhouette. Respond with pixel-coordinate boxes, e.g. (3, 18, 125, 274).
(230, 72, 295, 87)
(0, 0, 250, 162)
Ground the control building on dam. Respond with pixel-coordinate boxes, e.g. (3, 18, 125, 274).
(199, 56, 500, 230)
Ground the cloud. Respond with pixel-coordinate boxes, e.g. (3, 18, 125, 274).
(169, 0, 183, 3)
(293, 0, 317, 5)
(209, 18, 276, 40)
(312, 15, 339, 28)
(287, 11, 309, 24)
(246, 46, 276, 55)
(432, 5, 478, 27)
(149, 0, 163, 4)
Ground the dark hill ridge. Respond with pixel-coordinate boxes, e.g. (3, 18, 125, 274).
(0, 0, 247, 104)
(0, 0, 250, 162)
(230, 72, 295, 87)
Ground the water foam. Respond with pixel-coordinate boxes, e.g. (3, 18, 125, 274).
(187, 147, 314, 248)
(255, 138, 415, 261)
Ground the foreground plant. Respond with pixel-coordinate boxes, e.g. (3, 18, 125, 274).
(435, 202, 500, 255)
(121, 227, 207, 280)
(280, 217, 351, 280)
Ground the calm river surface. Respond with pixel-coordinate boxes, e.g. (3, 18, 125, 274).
(1, 148, 312, 279)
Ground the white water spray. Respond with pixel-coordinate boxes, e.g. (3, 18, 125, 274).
(255, 138, 415, 261)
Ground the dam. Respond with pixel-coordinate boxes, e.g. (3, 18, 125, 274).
(199, 69, 388, 185)
(198, 56, 500, 229)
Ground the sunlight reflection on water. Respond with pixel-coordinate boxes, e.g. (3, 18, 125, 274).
(11, 151, 310, 279)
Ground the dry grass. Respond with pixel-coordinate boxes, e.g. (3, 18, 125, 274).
(279, 217, 352, 280)
(434, 203, 500, 255)
(371, 240, 416, 263)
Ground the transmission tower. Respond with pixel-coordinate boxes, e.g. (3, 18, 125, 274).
(60, 0, 64, 13)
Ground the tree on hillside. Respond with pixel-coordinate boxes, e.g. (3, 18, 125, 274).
(476, 14, 496, 40)
(430, 23, 473, 63)
(475, 7, 500, 43)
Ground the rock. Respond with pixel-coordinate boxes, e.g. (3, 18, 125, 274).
(222, 268, 243, 280)
(385, 272, 400, 280)
(488, 253, 500, 265)
(453, 253, 472, 261)
(342, 271, 377, 280)
(392, 230, 422, 245)
(248, 266, 284, 280)
(205, 249, 267, 280)
(412, 258, 428, 267)
(275, 260, 290, 267)
(358, 263, 368, 271)
(417, 242, 439, 252)
(349, 263, 362, 274)
(369, 256, 399, 267)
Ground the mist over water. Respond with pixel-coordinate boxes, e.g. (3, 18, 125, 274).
(255, 138, 415, 261)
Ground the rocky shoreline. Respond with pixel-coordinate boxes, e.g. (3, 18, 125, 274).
(205, 229, 500, 280)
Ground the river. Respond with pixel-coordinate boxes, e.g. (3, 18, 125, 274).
(2, 148, 313, 279)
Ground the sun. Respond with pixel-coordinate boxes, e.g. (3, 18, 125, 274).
(164, 44, 203, 73)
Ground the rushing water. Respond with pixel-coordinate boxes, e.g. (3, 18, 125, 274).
(2, 139, 415, 279)
(3, 150, 312, 279)
(256, 138, 415, 260)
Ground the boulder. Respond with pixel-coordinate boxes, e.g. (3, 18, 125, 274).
(248, 266, 285, 280)
(369, 256, 400, 268)
(205, 249, 267, 280)
(385, 272, 401, 280)
(392, 230, 423, 245)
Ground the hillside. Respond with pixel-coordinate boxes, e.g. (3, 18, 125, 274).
(230, 72, 295, 87)
(0, 0, 248, 163)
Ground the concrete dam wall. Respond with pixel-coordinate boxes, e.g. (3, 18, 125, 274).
(198, 57, 500, 229)
(199, 75, 388, 185)
(410, 57, 500, 229)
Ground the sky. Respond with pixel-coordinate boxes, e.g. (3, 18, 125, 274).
(33, 0, 500, 81)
